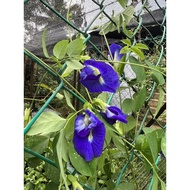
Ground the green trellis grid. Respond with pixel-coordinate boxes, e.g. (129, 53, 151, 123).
(24, 0, 166, 189)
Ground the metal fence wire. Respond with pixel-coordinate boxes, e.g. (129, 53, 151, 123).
(24, 0, 166, 189)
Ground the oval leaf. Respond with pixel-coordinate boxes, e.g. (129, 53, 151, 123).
(66, 59, 83, 70)
(66, 38, 84, 57)
(53, 40, 69, 60)
(27, 111, 66, 136)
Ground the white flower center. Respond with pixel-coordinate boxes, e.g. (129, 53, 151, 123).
(88, 130, 93, 142)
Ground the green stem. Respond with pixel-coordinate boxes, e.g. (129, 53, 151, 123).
(66, 0, 73, 41)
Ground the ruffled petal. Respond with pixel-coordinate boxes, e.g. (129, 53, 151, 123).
(80, 60, 119, 93)
(73, 109, 106, 161)
(73, 132, 94, 161)
(91, 122, 106, 157)
(109, 43, 124, 61)
(74, 114, 90, 137)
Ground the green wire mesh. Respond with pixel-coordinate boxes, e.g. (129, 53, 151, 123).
(24, 0, 166, 189)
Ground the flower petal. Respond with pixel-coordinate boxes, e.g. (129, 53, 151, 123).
(91, 122, 106, 157)
(80, 60, 119, 93)
(73, 109, 106, 161)
(109, 43, 124, 61)
(73, 132, 94, 161)
(101, 105, 128, 124)
(75, 114, 90, 137)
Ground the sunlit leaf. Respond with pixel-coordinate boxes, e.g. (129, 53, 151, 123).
(53, 40, 69, 60)
(26, 111, 66, 136)
(135, 43, 149, 50)
(122, 6, 134, 25)
(63, 90, 76, 111)
(54, 129, 69, 163)
(130, 46, 145, 60)
(99, 21, 117, 35)
(65, 59, 84, 70)
(117, 0, 128, 8)
(121, 38, 132, 46)
(66, 38, 84, 57)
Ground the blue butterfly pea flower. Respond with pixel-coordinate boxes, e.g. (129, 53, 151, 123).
(80, 59, 119, 93)
(109, 43, 124, 61)
(73, 109, 106, 162)
(100, 105, 128, 125)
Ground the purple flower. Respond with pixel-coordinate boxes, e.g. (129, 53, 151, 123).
(100, 105, 128, 125)
(80, 60, 119, 93)
(109, 43, 124, 61)
(73, 109, 106, 162)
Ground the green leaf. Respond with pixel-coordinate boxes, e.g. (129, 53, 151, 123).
(121, 38, 132, 46)
(53, 40, 69, 60)
(63, 90, 76, 111)
(26, 111, 66, 136)
(129, 56, 146, 82)
(65, 59, 84, 70)
(135, 134, 146, 151)
(115, 115, 136, 135)
(44, 152, 60, 184)
(112, 135, 126, 152)
(134, 43, 149, 50)
(117, 0, 128, 8)
(122, 98, 135, 114)
(45, 182, 59, 190)
(146, 60, 165, 85)
(146, 132, 158, 163)
(161, 180, 166, 190)
(63, 113, 76, 138)
(99, 21, 117, 35)
(68, 143, 98, 176)
(125, 115, 136, 132)
(121, 25, 133, 38)
(120, 46, 130, 54)
(134, 87, 146, 111)
(104, 158, 111, 178)
(54, 129, 69, 163)
(66, 38, 84, 57)
(122, 6, 134, 25)
(24, 136, 49, 158)
(42, 29, 50, 58)
(26, 157, 42, 168)
(97, 92, 110, 103)
(61, 66, 74, 78)
(154, 87, 165, 117)
(130, 46, 145, 60)
(161, 135, 166, 157)
(114, 182, 135, 190)
(152, 174, 158, 190)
